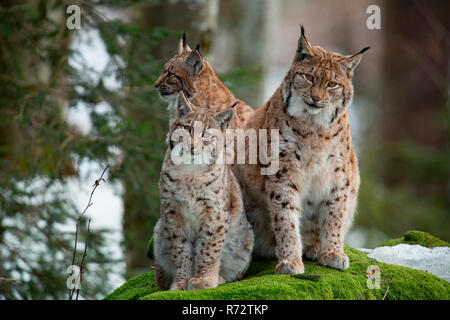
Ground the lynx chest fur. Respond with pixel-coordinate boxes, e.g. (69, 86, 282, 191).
(160, 161, 230, 243)
(273, 107, 358, 231)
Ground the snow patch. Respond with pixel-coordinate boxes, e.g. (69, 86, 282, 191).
(361, 244, 450, 282)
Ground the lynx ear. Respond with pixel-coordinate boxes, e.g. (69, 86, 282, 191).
(343, 47, 370, 74)
(178, 32, 192, 54)
(214, 108, 234, 131)
(297, 25, 312, 61)
(177, 92, 193, 118)
(184, 49, 203, 75)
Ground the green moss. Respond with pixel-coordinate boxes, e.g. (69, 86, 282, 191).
(146, 236, 154, 259)
(378, 231, 449, 248)
(105, 245, 450, 300)
(104, 270, 159, 300)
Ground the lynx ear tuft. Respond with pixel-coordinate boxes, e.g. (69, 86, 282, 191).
(297, 25, 312, 61)
(343, 46, 370, 74)
(214, 108, 234, 131)
(177, 92, 193, 118)
(178, 32, 192, 54)
(358, 46, 371, 55)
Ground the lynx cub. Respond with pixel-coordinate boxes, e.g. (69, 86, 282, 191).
(237, 27, 367, 274)
(154, 93, 254, 290)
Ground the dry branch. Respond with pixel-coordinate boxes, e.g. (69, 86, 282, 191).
(68, 165, 110, 300)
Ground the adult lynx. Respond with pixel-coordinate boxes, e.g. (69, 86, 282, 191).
(236, 27, 368, 274)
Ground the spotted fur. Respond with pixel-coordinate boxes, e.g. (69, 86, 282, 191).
(154, 93, 254, 290)
(236, 27, 367, 274)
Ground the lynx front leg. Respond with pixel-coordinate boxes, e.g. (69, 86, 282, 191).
(318, 189, 350, 270)
(266, 178, 304, 275)
(188, 209, 227, 290)
(169, 238, 193, 290)
(162, 209, 193, 290)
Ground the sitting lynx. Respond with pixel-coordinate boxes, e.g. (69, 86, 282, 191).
(236, 27, 368, 274)
(155, 33, 253, 129)
(154, 92, 254, 290)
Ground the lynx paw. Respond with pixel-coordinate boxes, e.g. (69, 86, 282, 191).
(169, 280, 187, 290)
(187, 277, 218, 290)
(275, 259, 305, 275)
(303, 245, 320, 261)
(318, 251, 349, 270)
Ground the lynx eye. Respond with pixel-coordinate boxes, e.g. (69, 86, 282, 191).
(327, 81, 339, 88)
(302, 73, 314, 82)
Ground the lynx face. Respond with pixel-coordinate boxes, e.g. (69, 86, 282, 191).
(285, 28, 369, 126)
(155, 67, 183, 99)
(155, 54, 190, 103)
(168, 93, 233, 167)
(155, 36, 203, 105)
(290, 59, 350, 116)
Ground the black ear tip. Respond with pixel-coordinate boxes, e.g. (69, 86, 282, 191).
(360, 46, 370, 54)
(300, 25, 305, 37)
(182, 32, 187, 44)
(195, 44, 200, 51)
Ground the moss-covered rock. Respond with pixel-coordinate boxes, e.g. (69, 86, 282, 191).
(377, 231, 449, 248)
(106, 242, 450, 300)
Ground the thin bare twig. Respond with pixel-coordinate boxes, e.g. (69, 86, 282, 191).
(80, 165, 110, 220)
(382, 284, 390, 300)
(75, 218, 91, 300)
(68, 165, 110, 300)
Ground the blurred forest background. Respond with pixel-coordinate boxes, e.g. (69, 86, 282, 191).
(0, 0, 448, 299)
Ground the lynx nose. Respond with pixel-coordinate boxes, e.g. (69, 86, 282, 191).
(311, 96, 320, 103)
